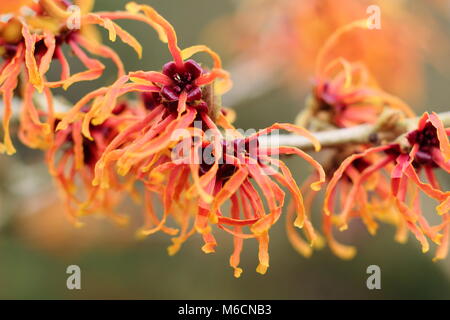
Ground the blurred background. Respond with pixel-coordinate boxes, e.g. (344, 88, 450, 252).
(0, 0, 449, 299)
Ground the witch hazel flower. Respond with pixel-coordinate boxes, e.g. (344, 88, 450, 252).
(56, 2, 230, 136)
(288, 21, 417, 259)
(300, 58, 415, 129)
(0, 0, 151, 153)
(46, 102, 142, 226)
(141, 120, 325, 277)
(29, 0, 147, 90)
(323, 112, 450, 260)
(297, 20, 415, 130)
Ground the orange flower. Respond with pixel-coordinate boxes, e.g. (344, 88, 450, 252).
(287, 21, 416, 257)
(139, 121, 325, 277)
(296, 20, 415, 129)
(0, 0, 148, 154)
(323, 112, 450, 260)
(46, 102, 140, 226)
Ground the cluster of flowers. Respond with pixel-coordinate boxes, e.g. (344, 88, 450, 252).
(288, 21, 449, 262)
(0, 0, 448, 277)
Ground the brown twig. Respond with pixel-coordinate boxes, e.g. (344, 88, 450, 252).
(258, 111, 450, 150)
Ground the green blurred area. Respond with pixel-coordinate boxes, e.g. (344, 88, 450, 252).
(0, 0, 449, 299)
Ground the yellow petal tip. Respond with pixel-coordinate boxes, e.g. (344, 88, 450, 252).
(233, 268, 243, 278)
(256, 264, 268, 275)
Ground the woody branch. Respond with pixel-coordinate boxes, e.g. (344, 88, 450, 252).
(258, 111, 450, 150)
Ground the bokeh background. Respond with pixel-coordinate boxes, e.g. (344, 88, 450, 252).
(0, 0, 449, 299)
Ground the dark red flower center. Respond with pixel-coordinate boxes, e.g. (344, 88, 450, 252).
(407, 122, 440, 167)
(34, 29, 76, 59)
(315, 82, 347, 123)
(58, 104, 126, 165)
(160, 59, 203, 102)
(352, 157, 371, 173)
(199, 139, 260, 182)
(143, 59, 210, 116)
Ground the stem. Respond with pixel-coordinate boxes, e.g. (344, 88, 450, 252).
(259, 111, 450, 150)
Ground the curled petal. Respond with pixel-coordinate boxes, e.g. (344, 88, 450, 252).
(286, 200, 313, 258)
(181, 45, 222, 69)
(404, 164, 448, 202)
(96, 11, 168, 43)
(437, 197, 450, 216)
(130, 71, 172, 86)
(429, 112, 450, 162)
(195, 68, 230, 87)
(125, 2, 183, 68)
(323, 213, 356, 260)
(256, 232, 270, 275)
(38, 32, 56, 77)
(265, 146, 325, 191)
(211, 167, 248, 217)
(54, 46, 70, 81)
(21, 22, 43, 92)
(433, 217, 449, 261)
(316, 19, 367, 78)
(0, 46, 23, 154)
